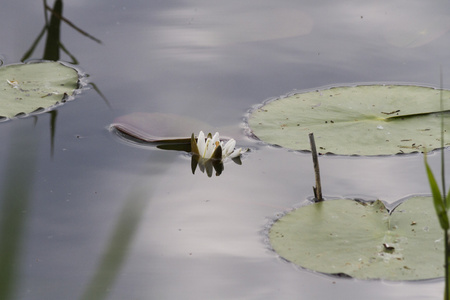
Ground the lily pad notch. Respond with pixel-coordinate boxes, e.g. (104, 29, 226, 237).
(0, 61, 84, 120)
(247, 84, 450, 156)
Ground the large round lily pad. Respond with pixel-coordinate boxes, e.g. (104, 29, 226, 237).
(269, 196, 444, 280)
(0, 61, 80, 119)
(247, 85, 450, 155)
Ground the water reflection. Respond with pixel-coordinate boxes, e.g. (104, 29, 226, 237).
(191, 153, 243, 177)
(336, 1, 450, 48)
(21, 0, 101, 63)
(13, 0, 109, 159)
(153, 4, 313, 62)
(0, 121, 38, 299)
(3, 0, 450, 298)
(21, 0, 110, 108)
(80, 184, 152, 300)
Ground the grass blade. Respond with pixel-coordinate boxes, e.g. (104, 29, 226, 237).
(425, 157, 449, 230)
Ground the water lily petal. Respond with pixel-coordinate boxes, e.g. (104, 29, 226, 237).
(194, 130, 245, 161)
(204, 137, 215, 158)
(222, 139, 236, 157)
(197, 131, 206, 156)
(211, 132, 220, 144)
(203, 138, 210, 158)
(211, 145, 222, 160)
(228, 147, 244, 159)
(190, 133, 199, 155)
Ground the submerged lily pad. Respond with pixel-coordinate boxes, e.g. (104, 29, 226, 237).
(0, 61, 80, 119)
(248, 85, 450, 155)
(111, 112, 216, 145)
(269, 196, 444, 280)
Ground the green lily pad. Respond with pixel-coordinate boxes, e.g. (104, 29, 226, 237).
(247, 85, 450, 155)
(269, 196, 444, 280)
(0, 61, 80, 119)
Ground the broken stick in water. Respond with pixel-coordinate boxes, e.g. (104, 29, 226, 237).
(309, 133, 323, 202)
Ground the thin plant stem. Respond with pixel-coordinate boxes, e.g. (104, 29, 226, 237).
(439, 68, 449, 300)
(309, 133, 323, 202)
(446, 231, 450, 300)
(441, 68, 447, 204)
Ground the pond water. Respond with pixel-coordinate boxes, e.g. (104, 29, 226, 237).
(1, 1, 450, 299)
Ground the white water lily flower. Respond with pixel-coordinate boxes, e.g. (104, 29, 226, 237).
(194, 131, 245, 160)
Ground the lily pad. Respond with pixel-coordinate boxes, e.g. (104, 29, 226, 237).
(247, 85, 450, 155)
(0, 61, 80, 119)
(269, 196, 444, 280)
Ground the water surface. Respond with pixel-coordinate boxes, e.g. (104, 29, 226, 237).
(1, 1, 449, 299)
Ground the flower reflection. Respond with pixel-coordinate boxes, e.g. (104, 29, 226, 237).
(190, 131, 246, 177)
